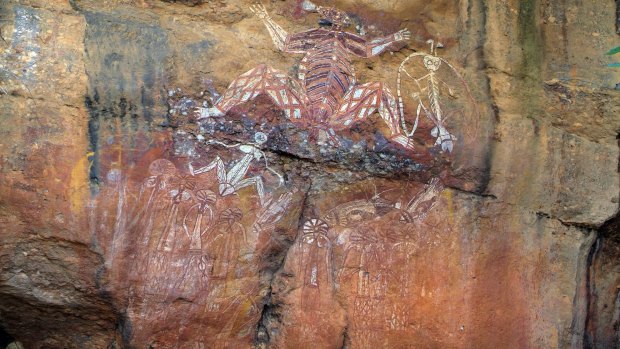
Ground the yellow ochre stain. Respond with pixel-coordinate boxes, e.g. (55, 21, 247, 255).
(442, 189, 454, 224)
(69, 152, 93, 214)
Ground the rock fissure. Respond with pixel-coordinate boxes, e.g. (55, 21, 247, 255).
(257, 185, 310, 347)
(579, 232, 600, 348)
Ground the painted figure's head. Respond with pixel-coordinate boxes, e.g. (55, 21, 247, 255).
(301, 218, 330, 247)
(423, 55, 442, 72)
(221, 207, 243, 225)
(302, 1, 351, 29)
(254, 132, 268, 145)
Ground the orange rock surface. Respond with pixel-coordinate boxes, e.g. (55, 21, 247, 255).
(0, 1, 618, 348)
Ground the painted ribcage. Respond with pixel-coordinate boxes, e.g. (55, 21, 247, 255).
(299, 38, 355, 122)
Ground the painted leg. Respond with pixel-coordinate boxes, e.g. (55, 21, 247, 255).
(233, 176, 266, 206)
(331, 82, 414, 150)
(431, 124, 455, 153)
(189, 156, 225, 176)
(196, 64, 309, 121)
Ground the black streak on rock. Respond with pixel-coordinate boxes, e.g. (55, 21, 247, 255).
(83, 11, 171, 193)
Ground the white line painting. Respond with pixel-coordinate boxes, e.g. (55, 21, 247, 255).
(183, 189, 217, 253)
(98, 140, 295, 347)
(297, 218, 332, 309)
(288, 179, 446, 344)
(252, 191, 294, 236)
(397, 39, 479, 152)
(194, 2, 422, 150)
(157, 174, 196, 252)
(189, 132, 284, 206)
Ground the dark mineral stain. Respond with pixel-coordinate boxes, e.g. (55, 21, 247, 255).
(186, 40, 212, 55)
(616, 0, 620, 35)
(85, 94, 100, 189)
(83, 11, 171, 193)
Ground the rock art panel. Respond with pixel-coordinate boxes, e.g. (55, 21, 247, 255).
(158, 3, 480, 347)
(83, 10, 170, 191)
(196, 3, 418, 150)
(94, 138, 305, 348)
(164, 1, 483, 190)
(1, 0, 616, 348)
(269, 178, 449, 348)
(188, 1, 479, 159)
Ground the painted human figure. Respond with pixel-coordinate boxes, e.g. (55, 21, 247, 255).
(135, 159, 178, 248)
(195, 2, 441, 150)
(189, 132, 284, 206)
(182, 189, 217, 252)
(398, 39, 459, 152)
(396, 177, 444, 223)
(157, 175, 195, 252)
(298, 218, 333, 309)
(252, 191, 294, 236)
(209, 208, 247, 281)
(171, 190, 216, 296)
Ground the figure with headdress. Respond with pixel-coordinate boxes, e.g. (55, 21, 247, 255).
(192, 2, 444, 151)
(208, 207, 247, 281)
(297, 218, 333, 309)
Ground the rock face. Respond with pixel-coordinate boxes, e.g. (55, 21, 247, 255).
(0, 0, 619, 348)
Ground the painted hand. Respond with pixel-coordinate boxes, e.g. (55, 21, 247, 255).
(194, 106, 224, 119)
(250, 4, 270, 20)
(194, 106, 208, 119)
(394, 28, 411, 41)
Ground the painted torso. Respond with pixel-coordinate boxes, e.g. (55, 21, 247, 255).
(296, 30, 357, 121)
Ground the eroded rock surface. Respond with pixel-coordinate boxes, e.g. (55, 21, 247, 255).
(0, 0, 619, 348)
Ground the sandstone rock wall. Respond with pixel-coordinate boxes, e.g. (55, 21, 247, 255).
(0, 0, 618, 348)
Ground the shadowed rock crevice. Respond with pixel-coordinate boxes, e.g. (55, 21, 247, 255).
(0, 236, 121, 347)
(0, 325, 16, 348)
(255, 183, 310, 347)
(161, 0, 207, 5)
(616, 0, 620, 35)
(585, 211, 620, 348)
(339, 324, 350, 349)
(584, 135, 620, 348)
(575, 230, 599, 348)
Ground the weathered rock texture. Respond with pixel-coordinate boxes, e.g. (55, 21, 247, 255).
(0, 0, 618, 348)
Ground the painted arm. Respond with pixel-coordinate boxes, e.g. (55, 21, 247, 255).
(345, 29, 411, 58)
(258, 149, 285, 185)
(206, 139, 240, 149)
(188, 140, 239, 175)
(250, 4, 320, 54)
(250, 4, 289, 51)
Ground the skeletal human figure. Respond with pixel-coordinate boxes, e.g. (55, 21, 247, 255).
(189, 132, 284, 206)
(397, 39, 476, 152)
(195, 2, 417, 149)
